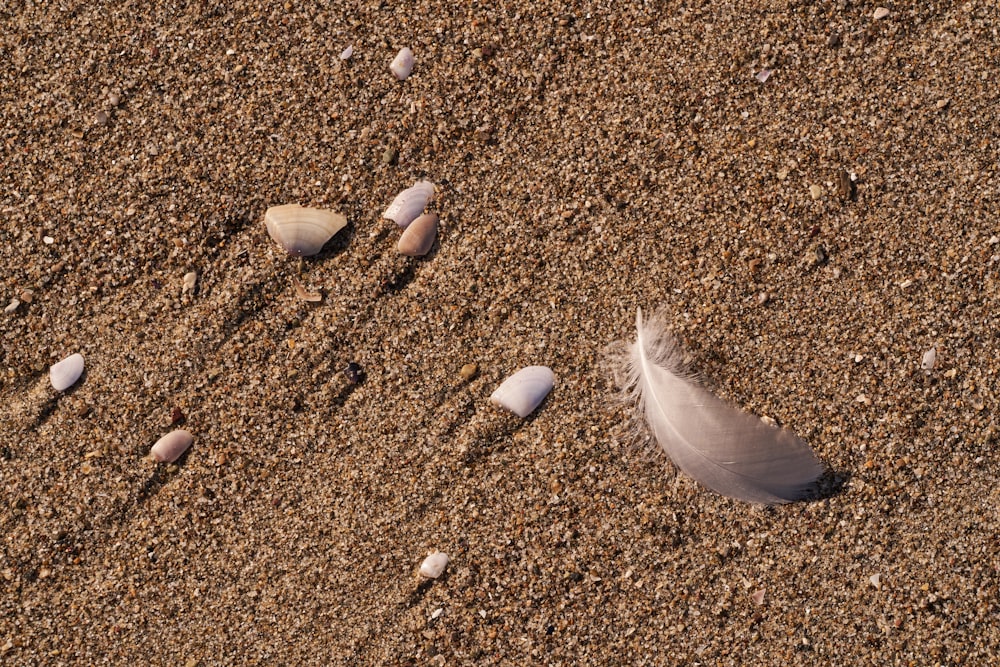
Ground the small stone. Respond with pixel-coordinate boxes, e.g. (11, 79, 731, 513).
(869, 573, 881, 589)
(182, 271, 198, 293)
(43, 236, 55, 244)
(459, 363, 478, 381)
(755, 68, 772, 83)
(4, 299, 20, 314)
(382, 147, 398, 165)
(751, 589, 766, 606)
(95, 110, 109, 126)
(935, 98, 950, 110)
(756, 291, 770, 305)
(419, 551, 449, 579)
(837, 169, 854, 200)
(827, 32, 842, 49)
(108, 92, 121, 107)
(344, 362, 364, 385)
(809, 184, 823, 200)
(339, 45, 354, 60)
(873, 7, 890, 20)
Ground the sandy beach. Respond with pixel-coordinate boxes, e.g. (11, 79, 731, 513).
(2, 1, 999, 664)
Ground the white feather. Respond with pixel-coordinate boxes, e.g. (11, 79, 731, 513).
(616, 307, 823, 504)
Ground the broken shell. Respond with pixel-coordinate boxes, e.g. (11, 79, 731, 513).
(397, 212, 438, 257)
(50, 353, 85, 391)
(383, 181, 435, 228)
(150, 429, 193, 463)
(419, 551, 449, 579)
(921, 346, 937, 371)
(264, 204, 348, 256)
(339, 45, 353, 60)
(490, 366, 554, 418)
(751, 589, 766, 606)
(292, 275, 322, 302)
(390, 47, 414, 80)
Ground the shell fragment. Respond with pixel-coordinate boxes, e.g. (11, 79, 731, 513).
(264, 204, 348, 256)
(490, 366, 554, 418)
(390, 47, 414, 80)
(419, 551, 449, 579)
(383, 181, 435, 228)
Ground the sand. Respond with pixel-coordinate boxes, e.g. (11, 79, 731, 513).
(2, 1, 999, 664)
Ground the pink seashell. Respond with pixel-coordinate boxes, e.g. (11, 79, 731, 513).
(751, 589, 766, 606)
(382, 180, 435, 227)
(150, 429, 193, 463)
(397, 212, 438, 257)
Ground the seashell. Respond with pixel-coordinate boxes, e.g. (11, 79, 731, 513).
(921, 346, 937, 371)
(50, 353, 84, 391)
(264, 204, 348, 256)
(390, 47, 414, 80)
(150, 429, 193, 463)
(383, 181, 434, 227)
(182, 271, 198, 293)
(490, 366, 554, 418)
(419, 551, 449, 579)
(873, 7, 890, 20)
(751, 589, 766, 606)
(340, 45, 354, 60)
(397, 212, 438, 257)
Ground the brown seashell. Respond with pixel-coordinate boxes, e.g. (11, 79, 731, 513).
(264, 204, 347, 256)
(150, 429, 193, 463)
(396, 212, 438, 257)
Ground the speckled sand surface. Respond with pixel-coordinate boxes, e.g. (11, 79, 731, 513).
(2, 2, 999, 664)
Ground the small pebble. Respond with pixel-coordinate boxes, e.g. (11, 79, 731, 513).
(43, 236, 55, 244)
(382, 147, 398, 166)
(4, 299, 21, 314)
(108, 92, 121, 107)
(459, 363, 478, 381)
(19, 290, 33, 303)
(873, 7, 890, 20)
(755, 69, 772, 83)
(809, 184, 823, 200)
(182, 271, 198, 293)
(869, 573, 882, 589)
(95, 110, 109, 126)
(756, 291, 770, 305)
(419, 551, 449, 579)
(339, 45, 354, 60)
(751, 589, 766, 606)
(344, 362, 364, 385)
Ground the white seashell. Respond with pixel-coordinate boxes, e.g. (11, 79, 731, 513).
(150, 429, 193, 463)
(182, 271, 198, 293)
(4, 298, 20, 314)
(419, 551, 449, 578)
(382, 181, 435, 227)
(390, 47, 414, 80)
(921, 346, 937, 371)
(50, 353, 85, 391)
(490, 366, 554, 418)
(264, 204, 348, 256)
(869, 573, 881, 589)
(397, 212, 438, 256)
(340, 45, 354, 60)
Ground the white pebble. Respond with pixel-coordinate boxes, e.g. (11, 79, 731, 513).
(419, 551, 449, 578)
(150, 429, 193, 463)
(340, 45, 354, 60)
(43, 236, 55, 245)
(4, 299, 20, 314)
(390, 47, 414, 80)
(50, 353, 85, 391)
(182, 271, 198, 293)
(873, 7, 890, 20)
